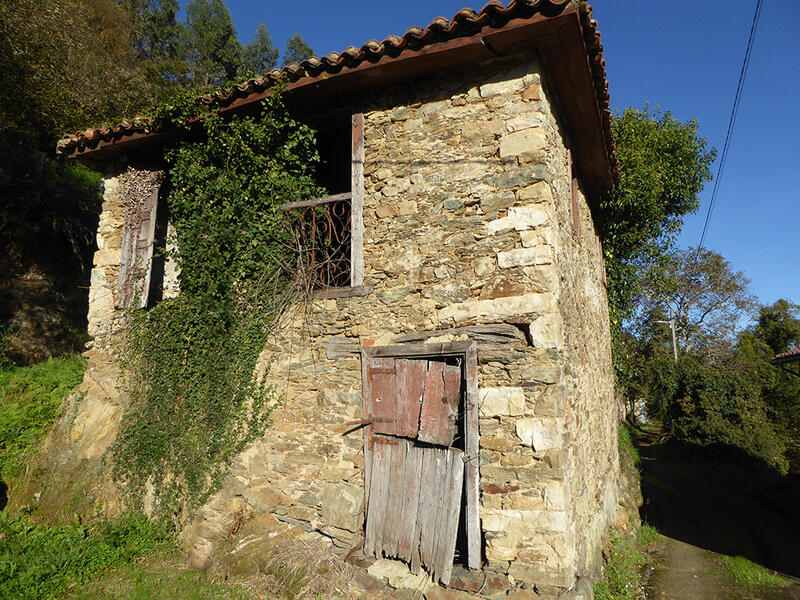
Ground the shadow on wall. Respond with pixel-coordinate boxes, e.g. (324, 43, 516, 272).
(637, 436, 800, 578)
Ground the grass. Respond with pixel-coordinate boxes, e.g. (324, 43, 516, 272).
(721, 555, 790, 587)
(66, 557, 256, 600)
(619, 424, 641, 469)
(594, 425, 661, 600)
(0, 356, 86, 480)
(593, 526, 661, 600)
(0, 512, 172, 600)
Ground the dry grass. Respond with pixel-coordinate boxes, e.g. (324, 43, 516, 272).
(212, 536, 360, 600)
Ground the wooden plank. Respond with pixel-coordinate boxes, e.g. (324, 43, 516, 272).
(367, 359, 398, 436)
(350, 112, 365, 287)
(279, 192, 352, 212)
(326, 336, 360, 359)
(364, 438, 385, 556)
(311, 284, 373, 300)
(361, 355, 374, 517)
(418, 361, 459, 446)
(439, 448, 465, 585)
(362, 341, 475, 359)
(396, 440, 422, 562)
(368, 439, 395, 557)
(395, 359, 425, 439)
(393, 323, 527, 346)
(426, 448, 446, 582)
(137, 186, 160, 309)
(463, 343, 480, 569)
(117, 219, 133, 308)
(411, 446, 433, 575)
(382, 438, 407, 558)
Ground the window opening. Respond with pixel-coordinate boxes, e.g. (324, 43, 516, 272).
(282, 112, 363, 290)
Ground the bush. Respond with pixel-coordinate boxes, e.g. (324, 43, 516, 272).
(647, 356, 787, 471)
(0, 513, 170, 600)
(0, 356, 86, 480)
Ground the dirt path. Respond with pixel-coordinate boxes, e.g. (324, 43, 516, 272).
(646, 535, 798, 600)
(634, 431, 800, 600)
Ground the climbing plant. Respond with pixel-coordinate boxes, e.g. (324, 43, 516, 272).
(111, 90, 325, 520)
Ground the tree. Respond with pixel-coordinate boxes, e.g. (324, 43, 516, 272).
(598, 106, 716, 323)
(119, 0, 187, 96)
(240, 24, 279, 77)
(283, 33, 314, 65)
(737, 300, 800, 470)
(184, 0, 242, 87)
(636, 246, 757, 362)
(0, 0, 154, 142)
(753, 299, 800, 355)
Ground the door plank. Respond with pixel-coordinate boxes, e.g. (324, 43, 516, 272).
(439, 448, 465, 585)
(419, 361, 459, 446)
(363, 438, 381, 556)
(383, 437, 407, 558)
(397, 440, 422, 562)
(365, 439, 391, 556)
(367, 359, 398, 436)
(395, 359, 425, 438)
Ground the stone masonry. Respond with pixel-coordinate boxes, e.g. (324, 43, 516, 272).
(180, 53, 619, 598)
(16, 50, 619, 600)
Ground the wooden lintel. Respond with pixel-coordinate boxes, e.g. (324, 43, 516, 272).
(280, 192, 352, 212)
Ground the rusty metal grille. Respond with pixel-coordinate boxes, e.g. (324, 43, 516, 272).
(284, 195, 351, 289)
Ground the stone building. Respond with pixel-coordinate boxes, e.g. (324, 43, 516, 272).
(48, 1, 621, 598)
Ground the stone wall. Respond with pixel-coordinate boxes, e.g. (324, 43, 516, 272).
(181, 52, 618, 599)
(15, 51, 619, 599)
(8, 161, 163, 521)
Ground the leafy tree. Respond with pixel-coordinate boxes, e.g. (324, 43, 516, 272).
(283, 33, 314, 65)
(753, 299, 800, 355)
(119, 0, 188, 96)
(184, 0, 242, 87)
(635, 246, 757, 362)
(737, 300, 800, 470)
(599, 106, 716, 324)
(0, 0, 146, 361)
(0, 0, 154, 142)
(240, 24, 279, 77)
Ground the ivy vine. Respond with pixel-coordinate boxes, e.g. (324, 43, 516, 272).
(111, 90, 325, 521)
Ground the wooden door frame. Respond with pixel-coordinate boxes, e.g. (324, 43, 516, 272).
(361, 341, 480, 569)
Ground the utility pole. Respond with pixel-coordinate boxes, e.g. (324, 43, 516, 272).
(655, 303, 678, 363)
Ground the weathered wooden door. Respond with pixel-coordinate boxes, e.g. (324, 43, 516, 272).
(362, 357, 467, 585)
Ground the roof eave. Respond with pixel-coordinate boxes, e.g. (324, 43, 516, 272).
(64, 5, 615, 191)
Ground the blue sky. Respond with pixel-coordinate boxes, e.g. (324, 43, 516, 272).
(222, 0, 800, 309)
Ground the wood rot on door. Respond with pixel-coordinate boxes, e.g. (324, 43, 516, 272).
(361, 344, 479, 585)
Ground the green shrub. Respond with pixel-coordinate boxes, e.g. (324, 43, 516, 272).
(0, 513, 170, 600)
(0, 356, 86, 480)
(647, 356, 787, 471)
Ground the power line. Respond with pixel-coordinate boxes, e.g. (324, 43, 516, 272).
(696, 0, 764, 254)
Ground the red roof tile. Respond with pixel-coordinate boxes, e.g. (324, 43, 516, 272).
(57, 0, 617, 185)
(773, 346, 800, 362)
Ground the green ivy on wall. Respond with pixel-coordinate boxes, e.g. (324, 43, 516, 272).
(111, 90, 325, 520)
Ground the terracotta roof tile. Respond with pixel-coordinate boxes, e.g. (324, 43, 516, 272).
(773, 346, 800, 362)
(57, 0, 617, 182)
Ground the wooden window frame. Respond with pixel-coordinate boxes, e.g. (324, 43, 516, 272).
(279, 111, 367, 299)
(360, 341, 480, 570)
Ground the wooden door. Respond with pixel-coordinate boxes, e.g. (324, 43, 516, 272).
(362, 358, 465, 585)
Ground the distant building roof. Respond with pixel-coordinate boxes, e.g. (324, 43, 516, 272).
(772, 346, 800, 365)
